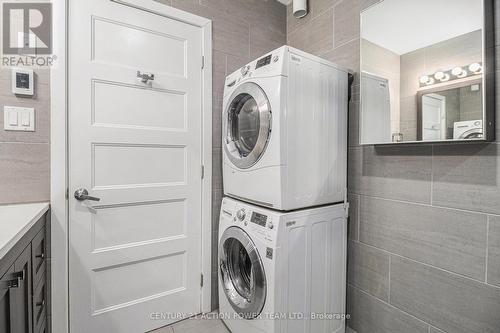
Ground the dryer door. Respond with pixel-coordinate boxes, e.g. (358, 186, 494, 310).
(224, 82, 272, 169)
(219, 226, 267, 319)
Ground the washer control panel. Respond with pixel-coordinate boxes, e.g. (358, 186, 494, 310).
(255, 54, 272, 69)
(230, 206, 274, 231)
(250, 211, 267, 227)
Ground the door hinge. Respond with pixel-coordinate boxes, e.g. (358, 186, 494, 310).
(343, 188, 349, 218)
(201, 56, 205, 69)
(201, 165, 205, 179)
(66, 188, 69, 200)
(200, 273, 204, 287)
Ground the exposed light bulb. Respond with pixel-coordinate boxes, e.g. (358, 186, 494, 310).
(426, 77, 435, 85)
(434, 71, 445, 80)
(469, 63, 482, 74)
(451, 67, 466, 77)
(441, 74, 450, 82)
(419, 75, 430, 84)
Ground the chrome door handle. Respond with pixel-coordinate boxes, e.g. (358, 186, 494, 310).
(137, 71, 155, 83)
(74, 188, 100, 201)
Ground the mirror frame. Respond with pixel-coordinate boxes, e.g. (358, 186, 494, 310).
(359, 0, 495, 145)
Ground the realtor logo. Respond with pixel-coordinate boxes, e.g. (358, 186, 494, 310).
(3, 3, 52, 55)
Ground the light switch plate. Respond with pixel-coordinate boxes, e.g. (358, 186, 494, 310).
(3, 106, 35, 131)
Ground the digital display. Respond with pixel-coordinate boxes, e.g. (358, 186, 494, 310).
(256, 54, 272, 69)
(251, 212, 268, 227)
(16, 73, 30, 89)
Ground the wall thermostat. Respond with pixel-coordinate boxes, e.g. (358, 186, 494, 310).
(11, 68, 34, 96)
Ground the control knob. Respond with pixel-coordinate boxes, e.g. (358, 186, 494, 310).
(236, 208, 246, 221)
(241, 65, 250, 76)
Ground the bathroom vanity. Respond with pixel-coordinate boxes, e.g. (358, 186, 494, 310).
(0, 203, 50, 333)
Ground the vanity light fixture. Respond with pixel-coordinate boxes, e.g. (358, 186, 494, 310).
(419, 62, 483, 87)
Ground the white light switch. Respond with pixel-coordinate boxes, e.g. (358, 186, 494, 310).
(21, 111, 30, 126)
(3, 106, 35, 131)
(8, 110, 18, 125)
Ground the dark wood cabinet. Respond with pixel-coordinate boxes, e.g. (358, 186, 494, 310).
(11, 243, 33, 333)
(0, 264, 15, 333)
(0, 211, 49, 333)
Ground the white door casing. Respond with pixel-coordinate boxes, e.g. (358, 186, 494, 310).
(67, 1, 211, 332)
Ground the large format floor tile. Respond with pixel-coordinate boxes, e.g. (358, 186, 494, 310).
(151, 313, 230, 333)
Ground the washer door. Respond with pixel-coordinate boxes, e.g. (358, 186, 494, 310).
(219, 226, 266, 319)
(223, 82, 272, 169)
(459, 129, 483, 139)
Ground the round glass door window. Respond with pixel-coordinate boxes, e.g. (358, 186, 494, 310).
(224, 83, 271, 169)
(219, 227, 266, 319)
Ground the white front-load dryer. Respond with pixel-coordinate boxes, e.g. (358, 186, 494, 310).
(218, 197, 348, 333)
(222, 46, 350, 211)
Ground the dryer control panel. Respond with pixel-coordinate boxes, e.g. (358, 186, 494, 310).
(224, 46, 287, 95)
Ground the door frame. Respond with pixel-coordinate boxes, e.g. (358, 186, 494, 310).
(51, 1, 213, 332)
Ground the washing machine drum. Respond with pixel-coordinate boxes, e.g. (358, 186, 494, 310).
(459, 129, 483, 140)
(224, 82, 272, 169)
(219, 226, 267, 319)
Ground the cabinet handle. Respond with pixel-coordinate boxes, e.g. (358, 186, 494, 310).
(137, 71, 155, 83)
(36, 300, 45, 308)
(36, 253, 45, 260)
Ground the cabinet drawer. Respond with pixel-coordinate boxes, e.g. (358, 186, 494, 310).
(32, 275, 46, 333)
(31, 227, 46, 288)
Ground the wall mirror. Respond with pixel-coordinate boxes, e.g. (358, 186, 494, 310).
(359, 0, 495, 145)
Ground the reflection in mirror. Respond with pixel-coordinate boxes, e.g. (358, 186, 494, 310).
(418, 80, 483, 141)
(359, 0, 494, 144)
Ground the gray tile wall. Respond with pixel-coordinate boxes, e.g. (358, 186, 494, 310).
(154, 0, 287, 310)
(287, 0, 500, 332)
(0, 69, 50, 204)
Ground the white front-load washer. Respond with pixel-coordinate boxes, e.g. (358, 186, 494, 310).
(222, 46, 350, 211)
(453, 120, 483, 139)
(218, 197, 347, 333)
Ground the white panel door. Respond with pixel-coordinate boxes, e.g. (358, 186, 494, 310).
(422, 94, 446, 141)
(68, 1, 203, 332)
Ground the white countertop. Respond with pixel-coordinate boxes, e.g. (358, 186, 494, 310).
(0, 202, 49, 260)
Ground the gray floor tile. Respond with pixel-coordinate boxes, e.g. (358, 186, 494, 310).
(151, 313, 229, 333)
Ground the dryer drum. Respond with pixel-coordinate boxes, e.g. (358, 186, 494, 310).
(223, 82, 272, 169)
(219, 226, 267, 319)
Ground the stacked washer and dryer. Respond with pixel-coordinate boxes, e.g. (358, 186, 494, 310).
(218, 46, 350, 333)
